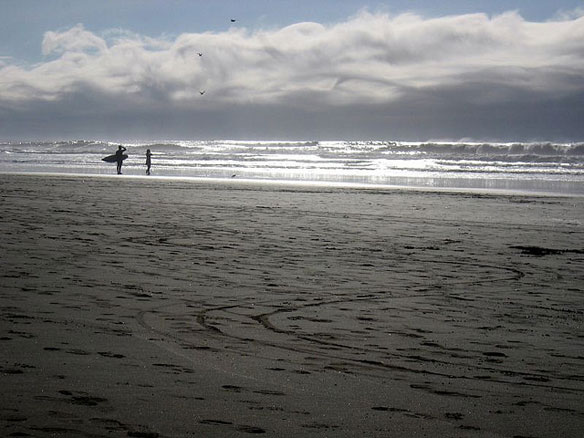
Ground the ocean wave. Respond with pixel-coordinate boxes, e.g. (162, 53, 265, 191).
(1, 139, 583, 193)
(18, 139, 578, 159)
(382, 142, 584, 157)
(0, 140, 113, 155)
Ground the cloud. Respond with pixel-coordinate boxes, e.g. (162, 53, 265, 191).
(1, 11, 583, 140)
(42, 24, 108, 56)
(552, 6, 584, 21)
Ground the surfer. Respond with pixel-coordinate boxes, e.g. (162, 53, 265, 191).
(115, 145, 127, 175)
(145, 149, 152, 175)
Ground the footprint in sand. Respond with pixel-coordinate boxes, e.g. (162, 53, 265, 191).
(200, 419, 233, 425)
(252, 389, 285, 396)
(98, 351, 125, 359)
(237, 425, 266, 433)
(58, 390, 108, 406)
(445, 412, 464, 420)
(127, 431, 160, 438)
(222, 385, 245, 393)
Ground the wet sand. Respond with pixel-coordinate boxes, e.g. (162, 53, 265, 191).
(1, 173, 583, 437)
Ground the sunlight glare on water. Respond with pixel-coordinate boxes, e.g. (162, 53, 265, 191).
(0, 139, 583, 195)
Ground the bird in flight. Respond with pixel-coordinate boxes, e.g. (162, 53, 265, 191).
(230, 19, 237, 23)
(199, 90, 206, 95)
(197, 52, 203, 57)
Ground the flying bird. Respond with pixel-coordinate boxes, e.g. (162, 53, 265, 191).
(197, 52, 203, 57)
(230, 19, 237, 23)
(199, 90, 206, 95)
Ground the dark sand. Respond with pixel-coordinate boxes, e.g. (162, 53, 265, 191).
(1, 173, 583, 437)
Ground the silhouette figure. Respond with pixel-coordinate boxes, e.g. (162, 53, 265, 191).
(230, 19, 237, 23)
(199, 90, 206, 95)
(145, 149, 152, 175)
(115, 145, 127, 175)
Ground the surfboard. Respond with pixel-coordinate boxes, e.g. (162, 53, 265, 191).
(102, 154, 128, 163)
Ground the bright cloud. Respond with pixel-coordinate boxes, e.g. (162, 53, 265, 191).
(42, 24, 108, 56)
(1, 11, 583, 140)
(2, 12, 583, 105)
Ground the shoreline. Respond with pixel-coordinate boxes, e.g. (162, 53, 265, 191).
(1, 169, 582, 198)
(1, 173, 583, 437)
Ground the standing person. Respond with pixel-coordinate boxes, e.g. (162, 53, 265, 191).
(145, 149, 152, 175)
(115, 145, 127, 175)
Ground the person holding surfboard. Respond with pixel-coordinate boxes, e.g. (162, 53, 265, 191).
(146, 149, 152, 175)
(101, 145, 128, 173)
(115, 145, 127, 174)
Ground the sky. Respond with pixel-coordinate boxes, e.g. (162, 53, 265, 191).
(1, 0, 583, 141)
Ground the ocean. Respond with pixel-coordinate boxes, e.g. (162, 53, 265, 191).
(1, 139, 583, 195)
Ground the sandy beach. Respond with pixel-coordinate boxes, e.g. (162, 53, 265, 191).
(1, 173, 583, 437)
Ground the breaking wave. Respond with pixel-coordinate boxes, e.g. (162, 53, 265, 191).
(1, 139, 583, 194)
